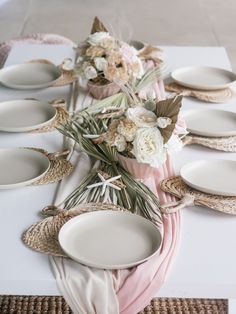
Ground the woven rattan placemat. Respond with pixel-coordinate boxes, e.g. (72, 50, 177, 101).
(0, 295, 227, 314)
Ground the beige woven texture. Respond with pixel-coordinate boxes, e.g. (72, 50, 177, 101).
(165, 82, 234, 103)
(161, 176, 236, 215)
(22, 203, 126, 257)
(30, 100, 69, 133)
(183, 134, 236, 152)
(29, 148, 73, 186)
(0, 295, 227, 314)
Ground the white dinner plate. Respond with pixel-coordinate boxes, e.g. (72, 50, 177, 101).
(180, 159, 236, 196)
(59, 210, 162, 269)
(0, 99, 57, 132)
(0, 148, 50, 189)
(171, 66, 236, 90)
(0, 63, 62, 89)
(183, 109, 236, 137)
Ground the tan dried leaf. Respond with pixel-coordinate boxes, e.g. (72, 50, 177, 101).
(156, 95, 183, 143)
(91, 16, 108, 34)
(138, 45, 163, 63)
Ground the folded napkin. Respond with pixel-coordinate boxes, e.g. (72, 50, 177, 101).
(165, 82, 234, 103)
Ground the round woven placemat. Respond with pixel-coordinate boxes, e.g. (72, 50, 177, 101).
(31, 106, 68, 133)
(160, 176, 236, 215)
(165, 82, 234, 103)
(183, 133, 236, 152)
(22, 203, 126, 257)
(28, 148, 73, 186)
(0, 295, 227, 314)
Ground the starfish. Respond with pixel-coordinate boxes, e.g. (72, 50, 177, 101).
(87, 173, 122, 196)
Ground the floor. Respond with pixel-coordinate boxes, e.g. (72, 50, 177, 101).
(0, 0, 236, 70)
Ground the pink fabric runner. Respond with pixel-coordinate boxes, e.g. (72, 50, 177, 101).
(1, 36, 181, 313)
(117, 156, 180, 314)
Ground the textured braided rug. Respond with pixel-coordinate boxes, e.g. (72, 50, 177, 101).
(0, 295, 227, 314)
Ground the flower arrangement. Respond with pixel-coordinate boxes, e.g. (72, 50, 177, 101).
(82, 95, 185, 169)
(74, 18, 143, 88)
(73, 17, 167, 99)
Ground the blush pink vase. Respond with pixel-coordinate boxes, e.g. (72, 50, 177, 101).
(87, 81, 121, 100)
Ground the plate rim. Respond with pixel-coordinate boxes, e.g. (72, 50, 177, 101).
(183, 109, 236, 137)
(58, 210, 162, 269)
(0, 99, 57, 132)
(0, 148, 50, 189)
(171, 66, 236, 91)
(0, 62, 62, 90)
(180, 159, 236, 196)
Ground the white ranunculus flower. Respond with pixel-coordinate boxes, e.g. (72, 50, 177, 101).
(84, 65, 97, 80)
(126, 107, 157, 128)
(94, 57, 108, 71)
(164, 134, 183, 153)
(132, 127, 166, 168)
(157, 117, 172, 129)
(87, 32, 110, 46)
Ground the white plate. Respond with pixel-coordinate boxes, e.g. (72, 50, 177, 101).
(183, 109, 236, 137)
(59, 210, 162, 269)
(171, 66, 236, 90)
(180, 159, 236, 196)
(0, 63, 62, 89)
(0, 99, 57, 132)
(0, 148, 50, 189)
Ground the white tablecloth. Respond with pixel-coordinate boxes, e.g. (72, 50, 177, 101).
(0, 44, 236, 299)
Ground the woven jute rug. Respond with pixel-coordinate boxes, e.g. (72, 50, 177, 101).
(0, 295, 227, 314)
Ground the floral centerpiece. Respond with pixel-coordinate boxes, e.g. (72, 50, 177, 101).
(74, 17, 165, 99)
(59, 91, 186, 222)
(95, 96, 184, 169)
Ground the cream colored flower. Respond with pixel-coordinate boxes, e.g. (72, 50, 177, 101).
(84, 66, 97, 80)
(104, 64, 119, 81)
(117, 118, 137, 142)
(126, 107, 157, 128)
(113, 134, 127, 152)
(132, 127, 166, 168)
(87, 32, 110, 46)
(86, 46, 105, 57)
(100, 37, 117, 49)
(94, 57, 108, 71)
(107, 51, 122, 65)
(157, 117, 172, 129)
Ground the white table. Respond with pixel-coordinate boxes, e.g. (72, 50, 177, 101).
(0, 44, 235, 310)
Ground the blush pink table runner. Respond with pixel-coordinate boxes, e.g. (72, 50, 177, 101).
(0, 35, 181, 313)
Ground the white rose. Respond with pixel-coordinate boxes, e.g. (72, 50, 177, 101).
(132, 127, 166, 168)
(164, 135, 183, 153)
(94, 57, 108, 71)
(84, 66, 97, 80)
(157, 117, 172, 129)
(126, 107, 157, 128)
(87, 32, 110, 46)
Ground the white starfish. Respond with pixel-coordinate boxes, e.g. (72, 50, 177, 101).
(87, 173, 122, 196)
